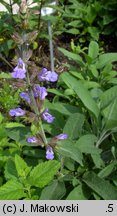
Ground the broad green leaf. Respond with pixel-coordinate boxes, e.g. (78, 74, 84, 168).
(65, 28, 80, 34)
(61, 73, 99, 118)
(103, 98, 117, 129)
(15, 155, 31, 177)
(45, 100, 79, 116)
(28, 160, 60, 188)
(88, 41, 99, 59)
(100, 85, 117, 109)
(0, 125, 7, 139)
(91, 153, 104, 168)
(76, 134, 103, 168)
(58, 140, 83, 166)
(96, 53, 117, 69)
(47, 89, 69, 99)
(63, 113, 85, 139)
(87, 27, 99, 41)
(7, 126, 32, 145)
(76, 134, 99, 154)
(64, 157, 75, 171)
(98, 162, 117, 178)
(89, 65, 99, 78)
(5, 122, 25, 128)
(66, 184, 90, 200)
(82, 80, 100, 89)
(5, 159, 18, 180)
(58, 47, 84, 66)
(0, 180, 25, 200)
(40, 180, 66, 200)
(67, 20, 82, 28)
(83, 171, 117, 200)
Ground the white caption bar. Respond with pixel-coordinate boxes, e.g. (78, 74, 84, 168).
(0, 201, 117, 216)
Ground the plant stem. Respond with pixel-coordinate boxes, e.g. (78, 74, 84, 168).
(48, 20, 54, 72)
(0, 54, 13, 69)
(9, 0, 13, 15)
(96, 130, 111, 148)
(26, 68, 48, 146)
(37, 0, 44, 31)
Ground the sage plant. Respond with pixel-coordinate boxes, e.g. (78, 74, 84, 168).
(9, 0, 68, 160)
(9, 57, 68, 160)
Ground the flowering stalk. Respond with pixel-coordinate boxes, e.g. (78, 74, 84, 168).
(9, 0, 68, 160)
(25, 64, 48, 146)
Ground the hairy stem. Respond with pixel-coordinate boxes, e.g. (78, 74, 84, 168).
(26, 67, 48, 146)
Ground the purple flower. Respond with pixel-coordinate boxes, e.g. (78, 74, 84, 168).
(49, 71, 58, 82)
(33, 84, 48, 100)
(46, 146, 54, 160)
(42, 108, 55, 123)
(27, 137, 38, 143)
(55, 133, 68, 140)
(38, 68, 51, 82)
(20, 92, 31, 104)
(11, 58, 26, 79)
(38, 68, 58, 82)
(9, 108, 25, 117)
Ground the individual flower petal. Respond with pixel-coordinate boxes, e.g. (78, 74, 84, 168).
(20, 92, 31, 104)
(27, 137, 38, 143)
(11, 58, 26, 79)
(55, 133, 68, 140)
(33, 84, 48, 100)
(46, 146, 54, 160)
(9, 108, 25, 117)
(42, 108, 55, 123)
(38, 68, 58, 82)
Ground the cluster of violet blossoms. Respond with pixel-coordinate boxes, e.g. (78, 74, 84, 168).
(9, 58, 68, 160)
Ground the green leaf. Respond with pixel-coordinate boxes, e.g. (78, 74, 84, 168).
(59, 140, 83, 166)
(58, 47, 84, 66)
(0, 180, 25, 200)
(100, 86, 117, 109)
(66, 184, 90, 200)
(45, 100, 79, 116)
(98, 162, 117, 178)
(7, 126, 32, 145)
(5, 122, 25, 128)
(65, 28, 80, 35)
(83, 171, 117, 200)
(88, 41, 99, 59)
(96, 53, 117, 69)
(87, 27, 99, 41)
(15, 155, 31, 177)
(91, 153, 104, 168)
(0, 125, 7, 139)
(76, 134, 103, 168)
(67, 20, 82, 28)
(61, 73, 99, 118)
(89, 65, 99, 78)
(5, 159, 18, 180)
(76, 134, 99, 154)
(47, 89, 69, 99)
(28, 160, 60, 188)
(103, 98, 117, 129)
(40, 180, 66, 200)
(63, 113, 85, 139)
